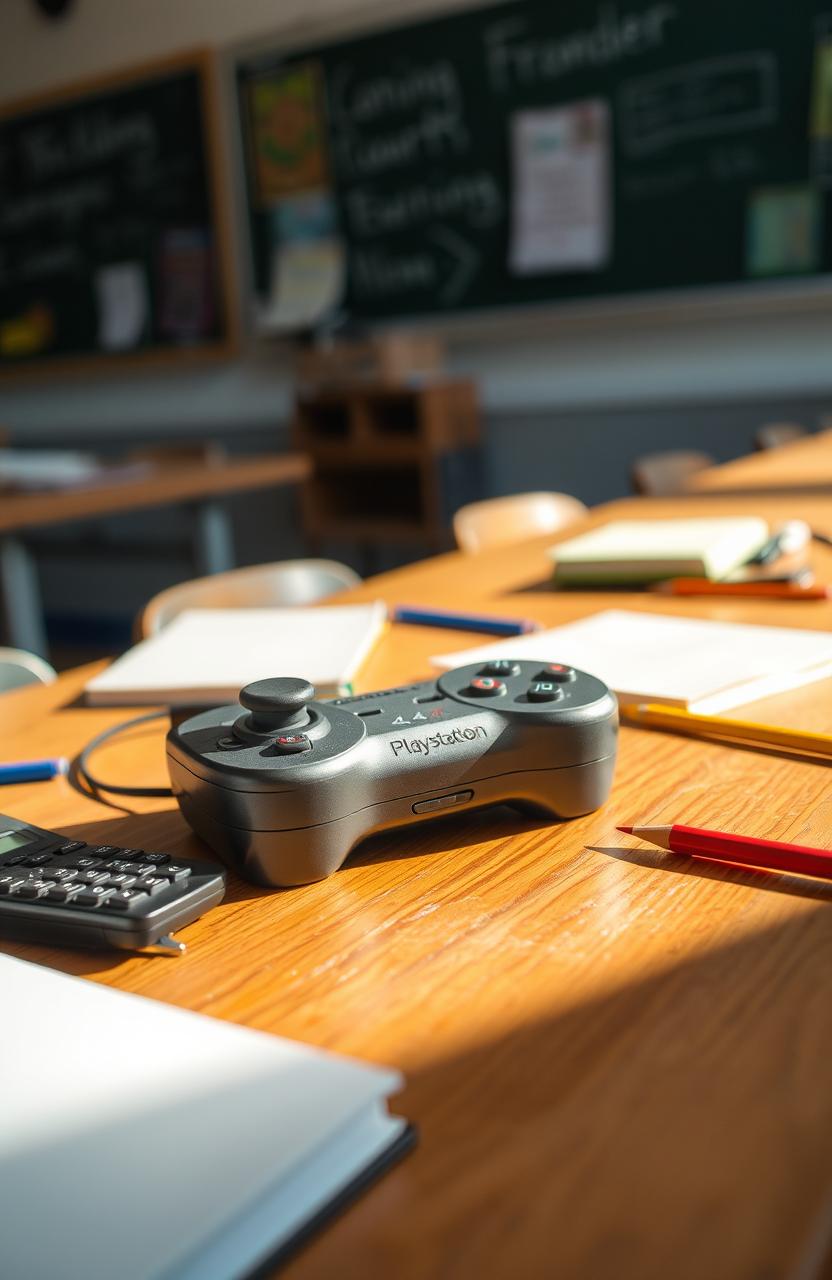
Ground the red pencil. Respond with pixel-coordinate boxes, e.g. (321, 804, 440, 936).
(617, 823, 832, 881)
(651, 580, 832, 599)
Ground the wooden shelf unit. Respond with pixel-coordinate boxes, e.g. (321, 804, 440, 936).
(294, 380, 480, 552)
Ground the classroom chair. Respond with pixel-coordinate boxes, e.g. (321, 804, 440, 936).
(0, 646, 57, 694)
(630, 450, 716, 496)
(753, 422, 807, 451)
(452, 492, 588, 554)
(138, 559, 361, 637)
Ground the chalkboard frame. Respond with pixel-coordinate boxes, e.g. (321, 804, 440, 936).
(0, 48, 240, 381)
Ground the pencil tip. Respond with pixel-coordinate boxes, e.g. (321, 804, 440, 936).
(616, 825, 634, 835)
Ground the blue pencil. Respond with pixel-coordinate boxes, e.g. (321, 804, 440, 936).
(0, 758, 68, 784)
(392, 606, 540, 636)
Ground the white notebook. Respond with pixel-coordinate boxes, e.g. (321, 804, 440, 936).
(0, 954, 411, 1280)
(549, 517, 769, 583)
(432, 609, 832, 714)
(85, 603, 388, 705)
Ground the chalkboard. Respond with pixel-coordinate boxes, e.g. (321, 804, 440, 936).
(237, 0, 832, 325)
(0, 52, 235, 373)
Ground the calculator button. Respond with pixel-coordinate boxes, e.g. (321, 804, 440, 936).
(50, 867, 78, 880)
(133, 876, 168, 896)
(72, 887, 115, 907)
(104, 859, 133, 872)
(140, 853, 170, 865)
(101, 889, 147, 911)
(155, 864, 190, 883)
(22, 853, 51, 867)
(70, 857, 103, 870)
(4, 854, 29, 866)
(106, 874, 137, 889)
(0, 875, 26, 894)
(119, 862, 147, 875)
(57, 841, 87, 855)
(44, 885, 82, 903)
(14, 880, 54, 899)
(75, 870, 110, 885)
(117, 848, 145, 858)
(90, 846, 119, 857)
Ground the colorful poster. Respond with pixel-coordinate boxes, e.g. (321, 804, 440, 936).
(510, 100, 611, 276)
(746, 186, 820, 277)
(247, 62, 329, 203)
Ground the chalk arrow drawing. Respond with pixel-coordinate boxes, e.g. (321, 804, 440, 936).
(430, 225, 479, 303)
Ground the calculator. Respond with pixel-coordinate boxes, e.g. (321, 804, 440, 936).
(0, 812, 226, 954)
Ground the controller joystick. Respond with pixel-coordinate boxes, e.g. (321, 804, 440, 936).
(234, 677, 316, 741)
(167, 660, 618, 888)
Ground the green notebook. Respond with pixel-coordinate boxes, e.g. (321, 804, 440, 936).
(549, 517, 769, 585)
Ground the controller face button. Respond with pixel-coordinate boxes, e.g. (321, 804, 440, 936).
(479, 660, 520, 677)
(412, 790, 473, 814)
(271, 734, 312, 754)
(466, 677, 506, 697)
(535, 664, 576, 683)
(527, 682, 564, 703)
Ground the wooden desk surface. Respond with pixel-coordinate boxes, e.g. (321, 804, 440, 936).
(0, 451, 311, 534)
(4, 490, 832, 1279)
(689, 427, 832, 496)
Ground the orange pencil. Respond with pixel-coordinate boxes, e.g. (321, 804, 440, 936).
(652, 579, 832, 599)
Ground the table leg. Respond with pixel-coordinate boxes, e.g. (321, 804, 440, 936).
(0, 536, 49, 658)
(193, 500, 235, 576)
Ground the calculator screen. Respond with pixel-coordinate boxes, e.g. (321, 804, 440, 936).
(0, 830, 32, 855)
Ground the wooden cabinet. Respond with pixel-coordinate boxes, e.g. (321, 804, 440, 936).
(293, 380, 481, 552)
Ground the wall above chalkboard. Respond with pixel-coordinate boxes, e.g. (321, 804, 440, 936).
(236, 0, 832, 329)
(0, 50, 237, 377)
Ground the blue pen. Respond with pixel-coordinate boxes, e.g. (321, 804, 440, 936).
(392, 606, 540, 636)
(0, 758, 68, 784)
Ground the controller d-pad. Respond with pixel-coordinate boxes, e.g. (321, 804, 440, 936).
(465, 677, 506, 697)
(479, 661, 520, 677)
(535, 664, 576, 683)
(526, 682, 564, 703)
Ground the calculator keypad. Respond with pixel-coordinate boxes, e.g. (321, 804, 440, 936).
(0, 842, 193, 913)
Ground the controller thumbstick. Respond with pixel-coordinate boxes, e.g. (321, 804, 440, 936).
(239, 677, 315, 734)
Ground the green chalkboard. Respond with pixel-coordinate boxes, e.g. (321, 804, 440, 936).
(0, 52, 235, 373)
(238, 0, 832, 325)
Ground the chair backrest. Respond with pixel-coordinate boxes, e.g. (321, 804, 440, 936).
(630, 450, 716, 496)
(0, 647, 57, 693)
(453, 492, 588, 554)
(139, 559, 362, 637)
(754, 423, 807, 451)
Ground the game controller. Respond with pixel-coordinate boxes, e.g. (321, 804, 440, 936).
(166, 660, 618, 887)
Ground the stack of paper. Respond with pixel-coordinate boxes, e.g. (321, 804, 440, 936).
(548, 517, 770, 584)
(0, 954, 412, 1280)
(85, 603, 388, 705)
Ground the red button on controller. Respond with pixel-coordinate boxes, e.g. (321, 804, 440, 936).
(466, 677, 506, 698)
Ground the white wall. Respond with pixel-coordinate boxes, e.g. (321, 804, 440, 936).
(3, 0, 832, 438)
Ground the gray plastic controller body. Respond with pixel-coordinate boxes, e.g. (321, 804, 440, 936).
(166, 661, 618, 887)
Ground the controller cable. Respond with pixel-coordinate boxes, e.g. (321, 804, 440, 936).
(77, 711, 174, 798)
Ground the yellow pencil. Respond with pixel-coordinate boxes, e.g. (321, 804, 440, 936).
(619, 702, 832, 758)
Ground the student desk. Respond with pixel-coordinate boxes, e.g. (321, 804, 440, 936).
(688, 426, 832, 495)
(3, 488, 832, 1280)
(0, 451, 311, 658)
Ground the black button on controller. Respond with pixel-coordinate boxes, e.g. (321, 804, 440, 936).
(527, 681, 564, 703)
(465, 677, 506, 698)
(479, 661, 520, 677)
(534, 664, 576, 683)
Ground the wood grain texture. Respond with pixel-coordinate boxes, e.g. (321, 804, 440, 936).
(0, 452, 311, 533)
(3, 488, 832, 1278)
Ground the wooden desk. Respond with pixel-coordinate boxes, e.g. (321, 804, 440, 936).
(0, 451, 311, 657)
(689, 427, 832, 495)
(4, 489, 832, 1279)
